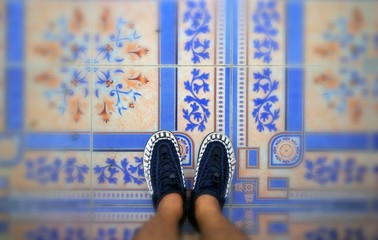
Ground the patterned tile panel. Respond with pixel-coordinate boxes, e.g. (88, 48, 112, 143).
(0, 0, 377, 239)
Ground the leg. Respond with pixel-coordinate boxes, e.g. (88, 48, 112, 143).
(133, 193, 183, 240)
(195, 195, 248, 240)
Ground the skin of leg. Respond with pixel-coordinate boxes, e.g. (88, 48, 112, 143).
(133, 193, 183, 240)
(196, 195, 249, 240)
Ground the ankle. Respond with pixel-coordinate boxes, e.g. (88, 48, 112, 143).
(195, 194, 222, 220)
(157, 193, 184, 221)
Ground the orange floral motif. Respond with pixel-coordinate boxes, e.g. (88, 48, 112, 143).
(69, 97, 87, 122)
(96, 98, 115, 123)
(125, 42, 149, 61)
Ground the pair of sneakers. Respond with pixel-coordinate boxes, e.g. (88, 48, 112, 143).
(143, 130, 236, 230)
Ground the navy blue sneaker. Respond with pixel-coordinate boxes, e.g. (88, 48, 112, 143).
(143, 130, 186, 219)
(189, 132, 235, 231)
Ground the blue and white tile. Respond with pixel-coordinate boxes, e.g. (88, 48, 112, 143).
(247, 0, 286, 65)
(178, 0, 231, 66)
(0, 67, 4, 132)
(0, 1, 4, 65)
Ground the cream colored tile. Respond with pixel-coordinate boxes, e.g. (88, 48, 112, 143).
(92, 0, 158, 65)
(92, 66, 158, 132)
(25, 66, 91, 131)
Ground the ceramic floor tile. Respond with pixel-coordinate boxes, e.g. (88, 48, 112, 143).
(92, 0, 159, 66)
(25, 66, 91, 132)
(231, 207, 377, 240)
(0, 67, 4, 131)
(1, 0, 377, 239)
(25, 1, 93, 65)
(0, 1, 4, 65)
(177, 0, 232, 66)
(247, 0, 286, 65)
(10, 151, 90, 189)
(304, 1, 371, 65)
(305, 66, 369, 132)
(92, 66, 159, 132)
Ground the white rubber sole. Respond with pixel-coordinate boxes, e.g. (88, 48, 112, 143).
(143, 130, 185, 195)
(193, 132, 236, 198)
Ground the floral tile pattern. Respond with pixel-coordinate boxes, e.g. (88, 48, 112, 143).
(1, 0, 377, 239)
(24, 66, 91, 131)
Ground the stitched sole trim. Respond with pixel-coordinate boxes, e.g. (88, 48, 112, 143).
(193, 132, 236, 198)
(143, 130, 186, 195)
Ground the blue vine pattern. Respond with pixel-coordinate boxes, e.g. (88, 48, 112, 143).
(305, 157, 367, 185)
(252, 0, 280, 63)
(25, 157, 89, 184)
(93, 157, 145, 185)
(182, 68, 210, 132)
(305, 227, 366, 240)
(252, 68, 280, 132)
(183, 0, 211, 63)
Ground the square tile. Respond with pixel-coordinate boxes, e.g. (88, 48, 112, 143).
(92, 66, 159, 132)
(178, 0, 231, 65)
(0, 67, 4, 131)
(0, 1, 5, 65)
(92, 0, 159, 65)
(247, 0, 286, 65)
(305, 66, 369, 132)
(25, 1, 92, 65)
(305, 1, 371, 65)
(25, 66, 91, 132)
(9, 151, 91, 191)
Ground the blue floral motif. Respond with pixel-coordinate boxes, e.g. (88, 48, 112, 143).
(305, 157, 368, 185)
(182, 68, 210, 132)
(320, 68, 367, 117)
(304, 157, 341, 185)
(94, 68, 146, 122)
(41, 68, 89, 122)
(25, 157, 89, 184)
(95, 17, 146, 63)
(252, 68, 280, 132)
(305, 227, 338, 240)
(183, 0, 211, 63)
(26, 227, 59, 240)
(344, 158, 367, 184)
(93, 157, 145, 185)
(96, 228, 117, 240)
(42, 16, 90, 63)
(252, 0, 280, 63)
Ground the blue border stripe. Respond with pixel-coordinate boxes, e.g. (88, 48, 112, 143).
(286, 1, 303, 64)
(232, 0, 239, 65)
(373, 133, 378, 150)
(225, 68, 230, 136)
(7, 1, 24, 63)
(160, 68, 176, 130)
(225, 0, 231, 64)
(25, 133, 90, 150)
(159, 0, 177, 64)
(306, 133, 369, 151)
(269, 179, 287, 189)
(94, 134, 150, 150)
(286, 68, 303, 131)
(232, 68, 238, 153)
(268, 222, 288, 234)
(6, 67, 23, 130)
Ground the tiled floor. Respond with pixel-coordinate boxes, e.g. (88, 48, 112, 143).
(0, 0, 377, 239)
